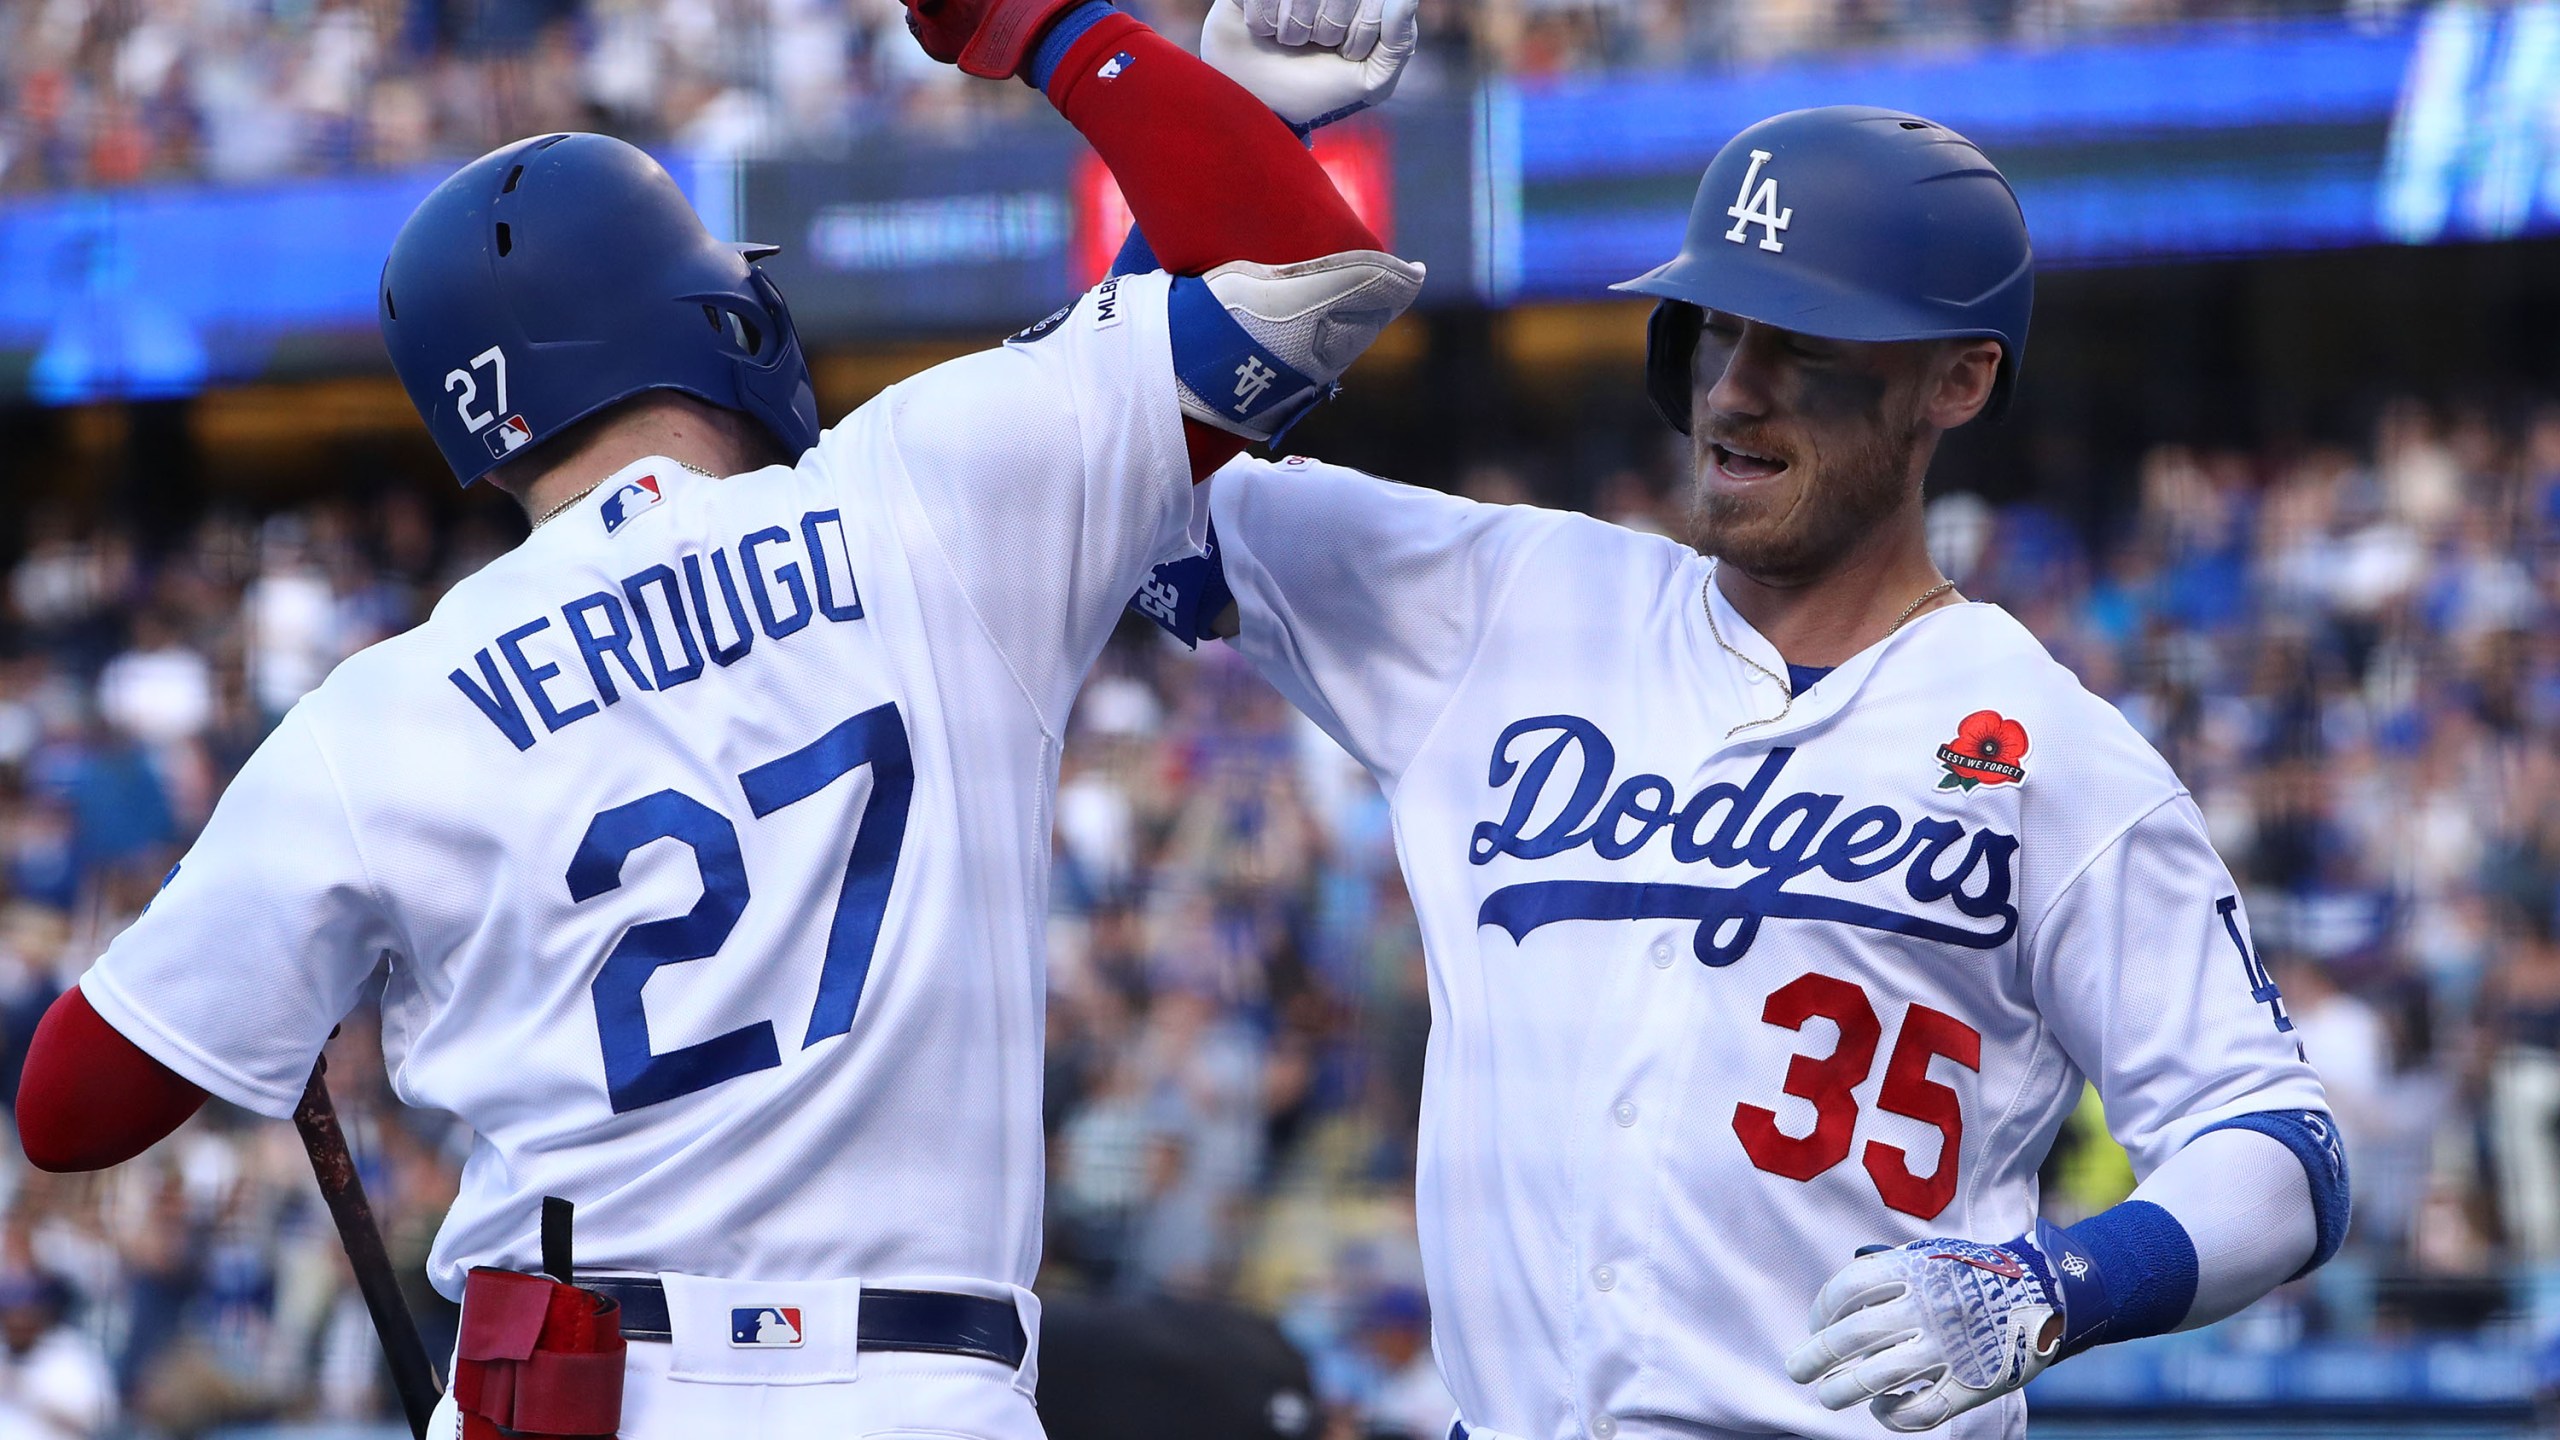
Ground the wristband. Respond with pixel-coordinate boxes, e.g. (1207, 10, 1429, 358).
(1025, 1, 1115, 90)
(2029, 1201, 2198, 1359)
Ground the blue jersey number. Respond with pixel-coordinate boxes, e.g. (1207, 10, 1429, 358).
(568, 703, 915, 1113)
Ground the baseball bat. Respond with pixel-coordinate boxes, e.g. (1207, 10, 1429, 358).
(293, 1057, 444, 1440)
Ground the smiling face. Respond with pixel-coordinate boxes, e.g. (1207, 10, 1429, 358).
(1683, 310, 2002, 586)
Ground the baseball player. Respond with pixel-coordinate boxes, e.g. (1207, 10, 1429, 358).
(13, 3, 1419, 1438)
(1138, 87, 2349, 1438)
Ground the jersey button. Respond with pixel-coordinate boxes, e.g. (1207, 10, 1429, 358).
(1592, 1265, 1616, 1291)
(1650, 941, 1673, 969)
(1613, 1101, 1638, 1127)
(1591, 1415, 1618, 1440)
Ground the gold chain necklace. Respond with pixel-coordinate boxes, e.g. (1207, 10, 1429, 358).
(1702, 567, 1958, 739)
(528, 480, 604, 531)
(528, 460, 720, 532)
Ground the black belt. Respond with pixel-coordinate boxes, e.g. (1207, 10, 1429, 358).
(576, 1277, 1025, 1368)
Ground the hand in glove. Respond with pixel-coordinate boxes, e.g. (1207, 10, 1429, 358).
(1200, 0, 1421, 130)
(1785, 1234, 2068, 1433)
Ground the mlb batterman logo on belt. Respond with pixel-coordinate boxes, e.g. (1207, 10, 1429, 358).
(730, 1307, 804, 1348)
(1936, 710, 2030, 790)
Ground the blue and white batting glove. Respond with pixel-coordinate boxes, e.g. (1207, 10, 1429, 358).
(1784, 1233, 2067, 1433)
(1201, 0, 1421, 130)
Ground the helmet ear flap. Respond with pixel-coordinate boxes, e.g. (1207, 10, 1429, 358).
(1645, 302, 1704, 436)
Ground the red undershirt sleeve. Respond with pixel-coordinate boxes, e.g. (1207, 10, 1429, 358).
(20, 986, 209, 1172)
(1035, 8, 1385, 477)
(1040, 11, 1379, 272)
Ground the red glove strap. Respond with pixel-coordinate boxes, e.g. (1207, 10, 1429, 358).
(455, 1268, 626, 1439)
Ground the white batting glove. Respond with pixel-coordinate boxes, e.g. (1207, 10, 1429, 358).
(1201, 0, 1421, 130)
(1784, 1236, 2067, 1433)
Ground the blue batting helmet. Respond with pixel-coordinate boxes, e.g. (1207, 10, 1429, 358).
(380, 133, 821, 487)
(1614, 105, 2033, 433)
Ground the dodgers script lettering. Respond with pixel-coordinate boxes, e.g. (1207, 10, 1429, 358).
(1469, 716, 2019, 966)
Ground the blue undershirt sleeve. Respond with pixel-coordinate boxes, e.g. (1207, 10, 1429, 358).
(1111, 227, 1160, 278)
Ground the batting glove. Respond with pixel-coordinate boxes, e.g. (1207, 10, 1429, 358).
(1201, 0, 1421, 130)
(1784, 1235, 2066, 1433)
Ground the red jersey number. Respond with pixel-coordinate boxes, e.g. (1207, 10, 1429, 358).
(1731, 975, 1983, 1221)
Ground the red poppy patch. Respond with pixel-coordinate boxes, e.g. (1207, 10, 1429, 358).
(1936, 710, 2029, 790)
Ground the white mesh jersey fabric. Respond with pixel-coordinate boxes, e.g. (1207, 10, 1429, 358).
(1212, 457, 2331, 1440)
(1207, 454, 1572, 791)
(892, 271, 1193, 731)
(82, 272, 1188, 1301)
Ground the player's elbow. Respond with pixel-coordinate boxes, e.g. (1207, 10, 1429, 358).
(1172, 251, 1425, 446)
(16, 988, 210, 1172)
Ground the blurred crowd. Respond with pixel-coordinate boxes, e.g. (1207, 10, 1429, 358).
(2, 387, 2560, 1433)
(0, 0, 2406, 195)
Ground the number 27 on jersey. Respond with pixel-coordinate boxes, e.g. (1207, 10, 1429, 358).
(567, 703, 912, 1113)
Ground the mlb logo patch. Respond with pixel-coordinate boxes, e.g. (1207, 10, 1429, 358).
(730, 1307, 804, 1348)
(1090, 276, 1125, 331)
(1097, 50, 1134, 80)
(600, 473, 664, 534)
(483, 414, 533, 459)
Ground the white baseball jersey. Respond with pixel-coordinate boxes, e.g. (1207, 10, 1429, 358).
(1206, 457, 2328, 1440)
(82, 271, 1192, 1300)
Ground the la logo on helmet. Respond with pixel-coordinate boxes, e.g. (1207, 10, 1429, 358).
(1723, 149, 1793, 253)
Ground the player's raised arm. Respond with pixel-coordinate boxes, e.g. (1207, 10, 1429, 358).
(869, 0, 1423, 732)
(907, 0, 1422, 475)
(1787, 791, 2347, 1433)
(1104, 0, 1419, 283)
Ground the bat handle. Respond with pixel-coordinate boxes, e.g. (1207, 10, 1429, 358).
(294, 1060, 445, 1440)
